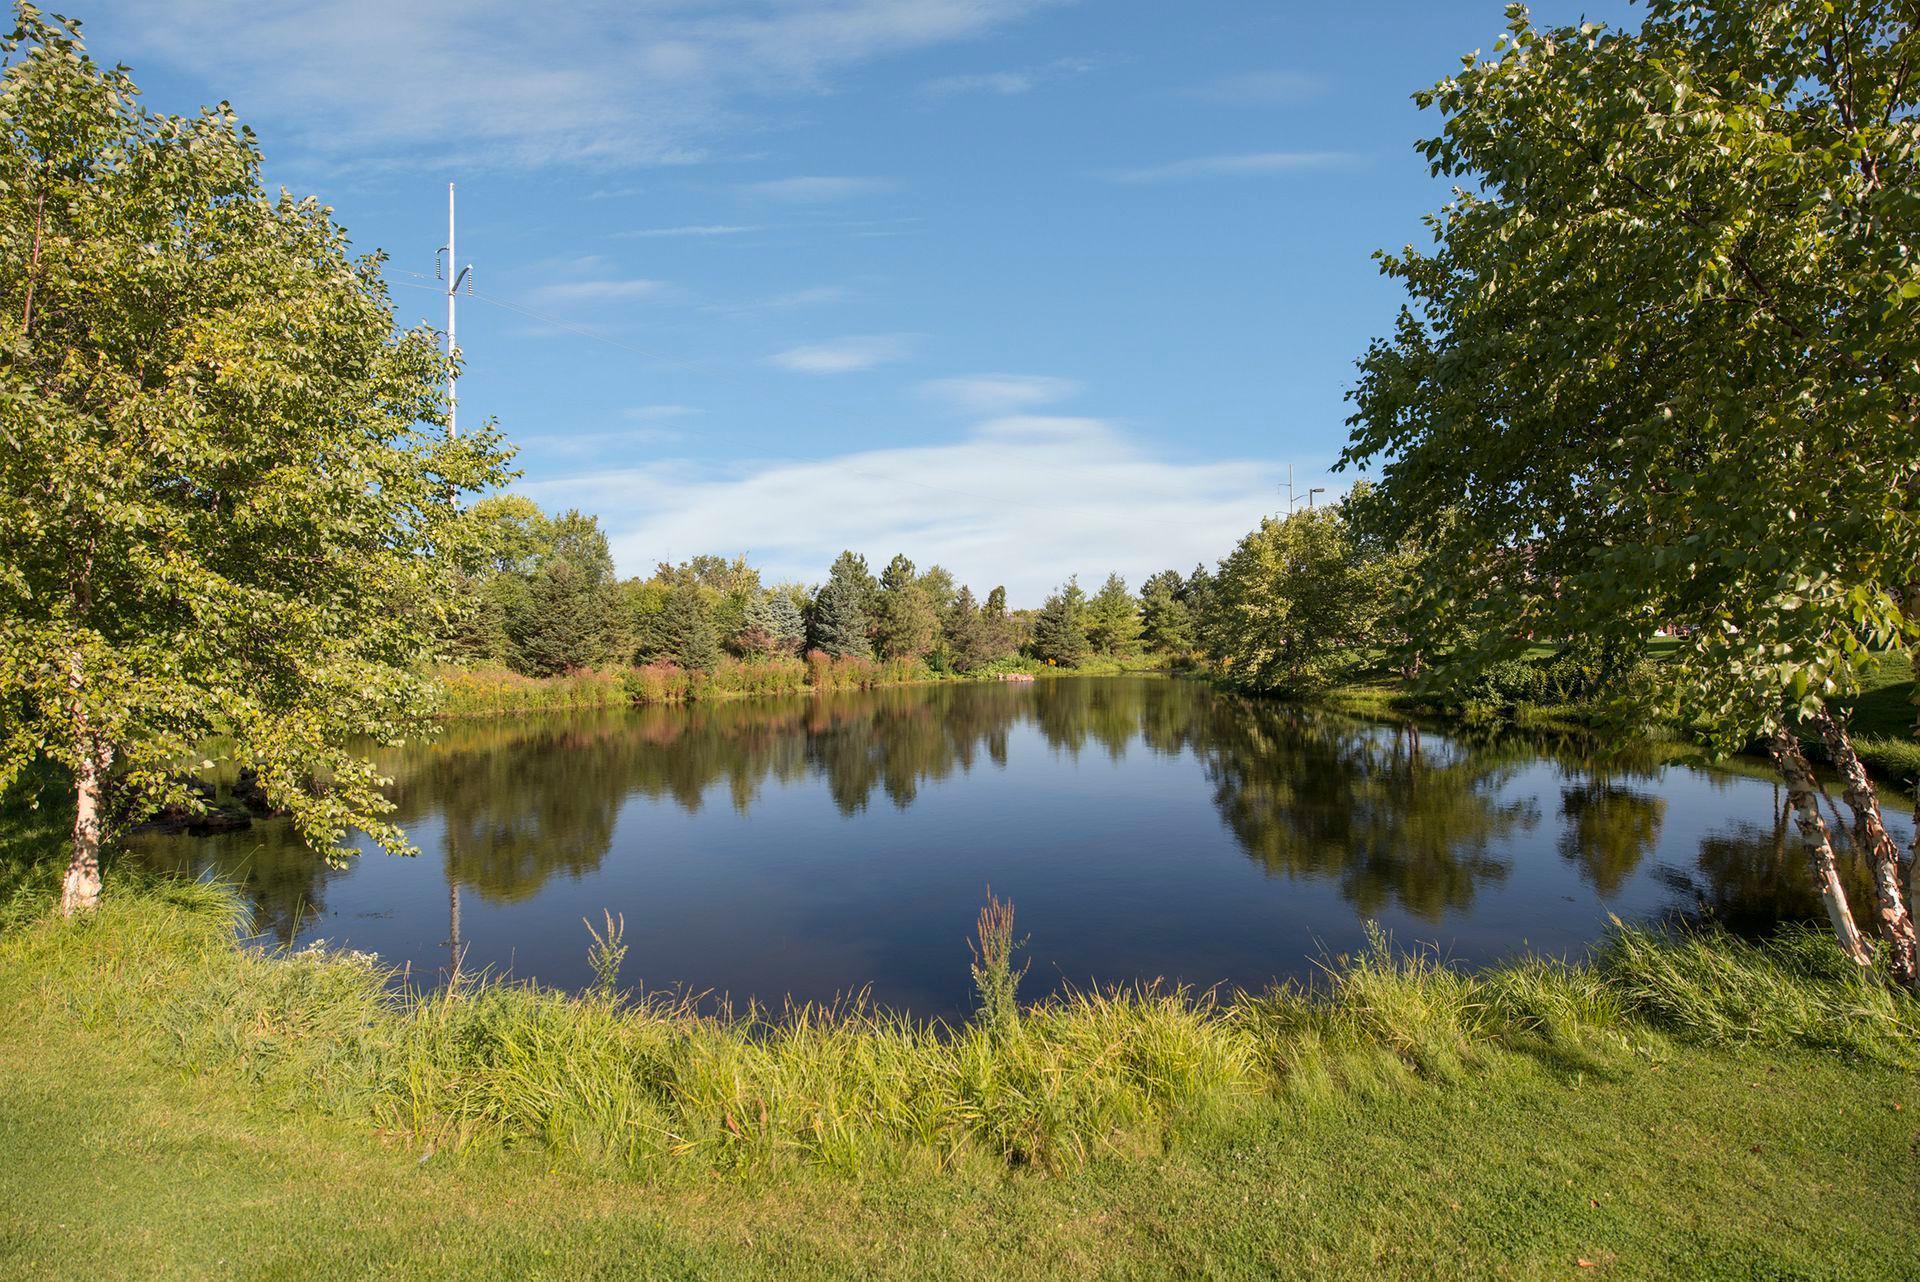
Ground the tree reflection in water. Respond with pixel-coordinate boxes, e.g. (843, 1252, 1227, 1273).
(1194, 698, 1534, 919)
(123, 678, 1892, 953)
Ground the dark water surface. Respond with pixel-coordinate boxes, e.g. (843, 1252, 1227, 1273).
(131, 677, 1899, 1022)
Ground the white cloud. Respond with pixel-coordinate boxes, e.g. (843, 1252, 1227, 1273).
(615, 224, 764, 239)
(769, 335, 912, 374)
(624, 405, 699, 421)
(519, 425, 687, 453)
(1106, 151, 1359, 183)
(527, 278, 669, 306)
(921, 56, 1094, 97)
(1185, 70, 1324, 105)
(918, 374, 1079, 414)
(739, 176, 897, 203)
(84, 0, 1066, 169)
(924, 70, 1037, 96)
(518, 417, 1286, 603)
(705, 286, 853, 315)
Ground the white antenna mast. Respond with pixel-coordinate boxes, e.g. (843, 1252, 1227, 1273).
(436, 181, 473, 437)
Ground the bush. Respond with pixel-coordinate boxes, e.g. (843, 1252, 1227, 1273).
(1448, 636, 1645, 710)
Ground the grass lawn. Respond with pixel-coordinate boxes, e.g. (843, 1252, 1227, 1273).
(1, 883, 1916, 1280)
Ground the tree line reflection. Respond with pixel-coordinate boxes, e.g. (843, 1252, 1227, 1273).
(131, 678, 1880, 946)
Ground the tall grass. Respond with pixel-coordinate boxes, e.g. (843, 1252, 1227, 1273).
(6, 880, 1913, 1179)
(435, 665, 629, 717)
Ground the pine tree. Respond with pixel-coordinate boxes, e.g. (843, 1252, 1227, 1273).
(1030, 578, 1090, 667)
(1085, 573, 1141, 656)
(503, 512, 623, 676)
(873, 553, 939, 661)
(944, 586, 990, 671)
(643, 581, 721, 670)
(1139, 569, 1194, 653)
(507, 556, 620, 677)
(731, 590, 777, 657)
(766, 590, 807, 656)
(810, 551, 874, 658)
(980, 585, 1017, 663)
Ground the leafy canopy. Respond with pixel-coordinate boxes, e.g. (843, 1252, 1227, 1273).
(1344, 0, 1920, 747)
(0, 6, 513, 858)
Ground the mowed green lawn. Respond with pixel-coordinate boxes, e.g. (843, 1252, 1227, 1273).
(3, 972, 1915, 1280)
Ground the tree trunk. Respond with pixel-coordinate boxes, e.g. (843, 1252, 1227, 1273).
(60, 734, 109, 915)
(1768, 729, 1872, 968)
(1815, 711, 1918, 987)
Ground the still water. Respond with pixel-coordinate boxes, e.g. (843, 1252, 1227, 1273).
(132, 677, 1898, 1022)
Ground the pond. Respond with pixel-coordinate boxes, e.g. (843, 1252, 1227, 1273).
(130, 676, 1898, 1023)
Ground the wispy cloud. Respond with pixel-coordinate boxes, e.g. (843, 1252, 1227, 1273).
(921, 58, 1094, 97)
(705, 286, 853, 316)
(769, 335, 912, 374)
(615, 224, 764, 239)
(527, 278, 669, 306)
(624, 405, 699, 421)
(519, 425, 689, 453)
(738, 176, 898, 203)
(520, 417, 1285, 602)
(1104, 151, 1359, 183)
(923, 70, 1036, 96)
(91, 0, 1066, 169)
(1185, 70, 1325, 105)
(919, 374, 1079, 414)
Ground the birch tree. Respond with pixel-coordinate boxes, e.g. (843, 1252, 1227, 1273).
(1343, 0, 1920, 981)
(0, 8, 512, 912)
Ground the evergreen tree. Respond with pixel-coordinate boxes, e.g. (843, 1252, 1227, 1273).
(503, 512, 623, 676)
(809, 551, 874, 658)
(641, 581, 720, 670)
(980, 585, 1018, 662)
(943, 586, 991, 671)
(732, 590, 777, 657)
(507, 555, 621, 677)
(1139, 569, 1194, 653)
(873, 553, 939, 661)
(1181, 564, 1216, 641)
(1084, 573, 1141, 656)
(766, 590, 807, 656)
(1030, 578, 1090, 667)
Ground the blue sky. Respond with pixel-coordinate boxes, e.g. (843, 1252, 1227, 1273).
(79, 0, 1633, 603)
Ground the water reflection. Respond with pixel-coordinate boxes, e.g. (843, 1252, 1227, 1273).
(1195, 701, 1534, 918)
(126, 677, 1905, 1014)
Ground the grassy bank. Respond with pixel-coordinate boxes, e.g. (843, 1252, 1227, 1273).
(1, 876, 1916, 1278)
(434, 653, 1169, 719)
(1320, 650, 1920, 787)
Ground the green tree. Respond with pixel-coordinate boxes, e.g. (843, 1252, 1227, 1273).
(1342, 0, 1920, 978)
(504, 511, 622, 677)
(641, 582, 720, 671)
(873, 553, 939, 662)
(1030, 578, 1090, 667)
(765, 589, 807, 656)
(1139, 570, 1194, 653)
(1084, 573, 1141, 656)
(809, 551, 875, 658)
(1204, 508, 1384, 696)
(731, 590, 777, 657)
(943, 586, 996, 671)
(0, 10, 513, 911)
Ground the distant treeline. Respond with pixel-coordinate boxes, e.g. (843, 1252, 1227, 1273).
(440, 495, 1216, 679)
(436, 491, 1562, 714)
